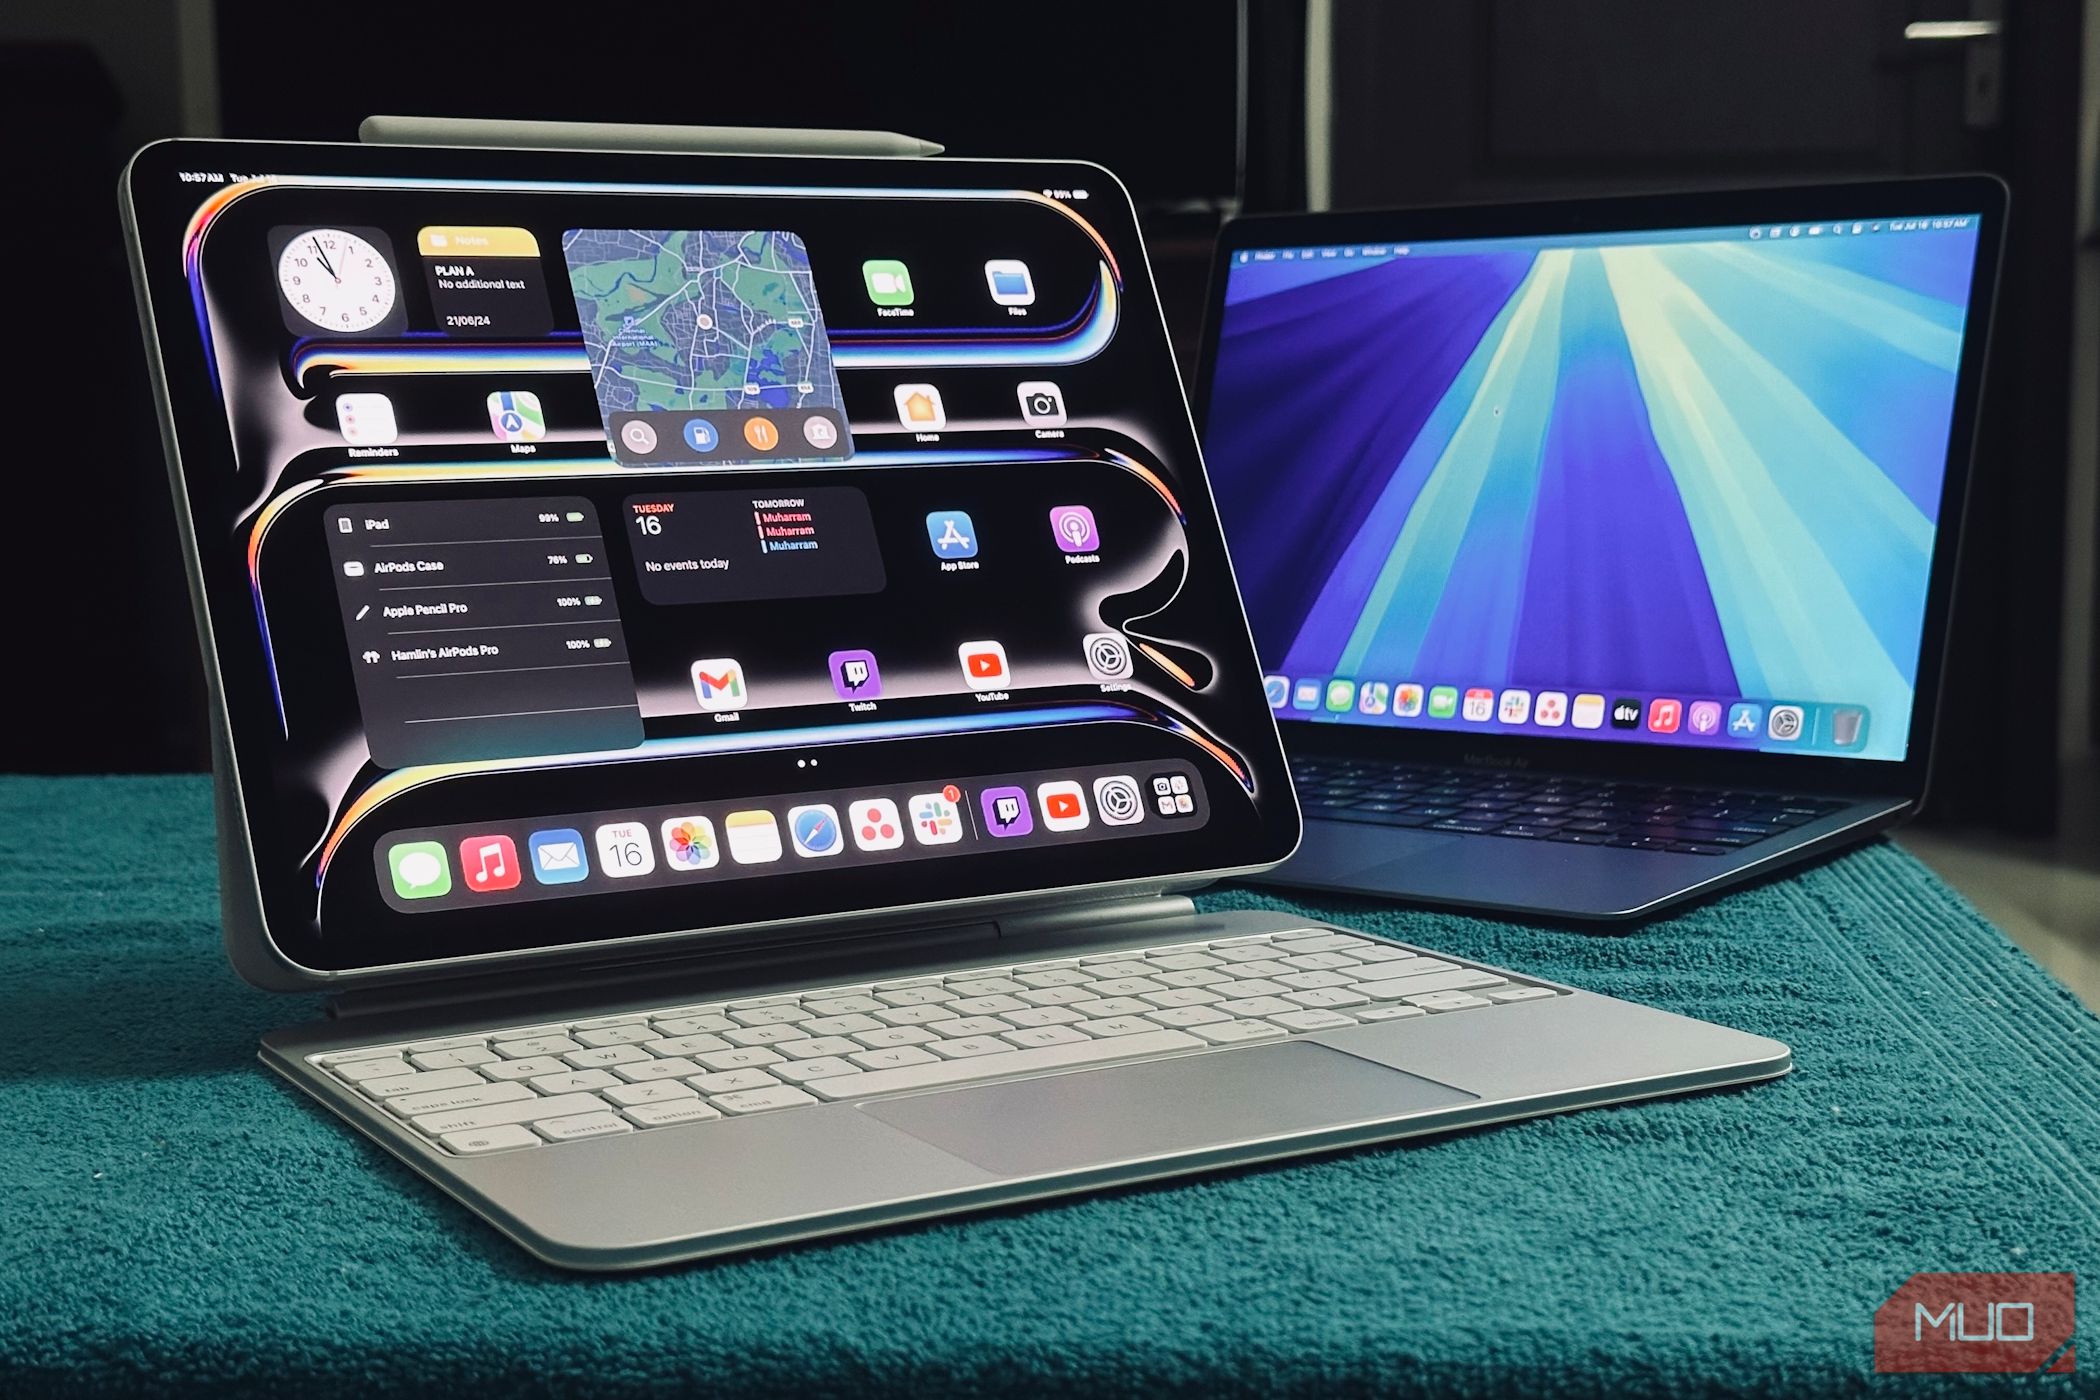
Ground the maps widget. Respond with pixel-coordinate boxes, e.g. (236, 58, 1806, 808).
(564, 228, 852, 467)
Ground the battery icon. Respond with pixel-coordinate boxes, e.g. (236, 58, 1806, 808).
(565, 511, 584, 522)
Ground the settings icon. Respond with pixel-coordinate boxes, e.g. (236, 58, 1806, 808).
(1083, 631, 1133, 681)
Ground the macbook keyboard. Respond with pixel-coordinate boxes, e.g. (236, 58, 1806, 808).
(314, 929, 1563, 1156)
(1292, 756, 1843, 855)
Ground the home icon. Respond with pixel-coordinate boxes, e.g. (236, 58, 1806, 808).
(892, 383, 947, 430)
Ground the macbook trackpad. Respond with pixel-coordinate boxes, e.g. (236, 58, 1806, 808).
(858, 1042, 1476, 1177)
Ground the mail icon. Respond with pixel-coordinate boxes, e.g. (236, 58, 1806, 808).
(527, 828, 589, 885)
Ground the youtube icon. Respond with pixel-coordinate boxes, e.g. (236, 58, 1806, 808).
(958, 639, 1010, 690)
(1037, 780, 1089, 831)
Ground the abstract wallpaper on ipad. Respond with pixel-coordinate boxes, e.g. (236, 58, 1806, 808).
(1206, 219, 1982, 761)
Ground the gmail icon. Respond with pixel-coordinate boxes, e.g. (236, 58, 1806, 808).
(691, 657, 747, 712)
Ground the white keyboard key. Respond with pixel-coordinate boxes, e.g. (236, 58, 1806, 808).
(332, 1057, 409, 1083)
(1074, 961, 1153, 980)
(604, 1081, 698, 1107)
(1145, 952, 1223, 971)
(1357, 1005, 1428, 1022)
(528, 1068, 620, 1094)
(572, 1024, 659, 1047)
(622, 1099, 724, 1128)
(1004, 1005, 1083, 1028)
(1271, 933, 1368, 953)
(1266, 1008, 1359, 1032)
(411, 1092, 609, 1136)
(405, 1034, 486, 1053)
(1077, 1016, 1158, 1037)
(652, 1014, 736, 1036)
(695, 1047, 785, 1071)
(614, 1056, 702, 1082)
(944, 977, 1025, 996)
(408, 1046, 496, 1070)
(1216, 978, 1289, 998)
(1217, 996, 1297, 1016)
(849, 1046, 941, 1070)
(1016, 985, 1095, 1007)
(1012, 957, 1078, 971)
(728, 1004, 812, 1027)
(562, 1044, 652, 1068)
(1488, 986, 1559, 1003)
(725, 1024, 810, 1047)
(851, 1025, 938, 1048)
(1069, 997, 1152, 1019)
(649, 1033, 734, 1056)
(1145, 1005, 1231, 1028)
(1189, 1019, 1287, 1045)
(1406, 991, 1492, 1011)
(926, 1035, 1015, 1059)
(1348, 945, 1422, 964)
(873, 1005, 955, 1026)
(1141, 987, 1222, 1008)
(690, 1068, 781, 1093)
(571, 1014, 649, 1029)
(1223, 959, 1293, 979)
(922, 1015, 1007, 1038)
(780, 1035, 862, 1059)
(385, 1081, 535, 1117)
(492, 1035, 582, 1058)
(1279, 952, 1361, 971)
(317, 1044, 410, 1066)
(772, 1057, 864, 1082)
(804, 1013, 885, 1035)
(439, 1124, 540, 1155)
(875, 985, 956, 1007)
(360, 1066, 486, 1099)
(710, 1086, 818, 1115)
(1002, 1025, 1090, 1048)
(481, 1055, 567, 1081)
(1083, 977, 1165, 997)
(1357, 968, 1505, 999)
(534, 1112, 633, 1142)
(1153, 967, 1230, 987)
(1274, 970, 1352, 990)
(809, 1028, 1203, 1100)
(1283, 987, 1369, 1010)
(804, 995, 883, 1016)
(1014, 968, 1093, 988)
(1208, 944, 1282, 963)
(949, 994, 1029, 1016)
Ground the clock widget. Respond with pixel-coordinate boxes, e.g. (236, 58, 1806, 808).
(271, 225, 406, 337)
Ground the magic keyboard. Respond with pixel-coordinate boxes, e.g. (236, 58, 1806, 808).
(314, 929, 1564, 1156)
(1292, 756, 1843, 854)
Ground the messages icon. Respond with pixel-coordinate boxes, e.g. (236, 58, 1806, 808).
(386, 841, 451, 900)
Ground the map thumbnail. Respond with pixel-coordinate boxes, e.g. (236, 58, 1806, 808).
(561, 228, 845, 421)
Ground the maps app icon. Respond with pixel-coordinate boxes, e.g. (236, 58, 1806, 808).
(562, 228, 853, 468)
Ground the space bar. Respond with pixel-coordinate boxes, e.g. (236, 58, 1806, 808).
(806, 1029, 1206, 1101)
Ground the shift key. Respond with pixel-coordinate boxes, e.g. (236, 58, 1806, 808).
(409, 1092, 608, 1136)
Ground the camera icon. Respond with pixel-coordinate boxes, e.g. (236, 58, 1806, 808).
(1016, 380, 1067, 427)
(1083, 632, 1132, 681)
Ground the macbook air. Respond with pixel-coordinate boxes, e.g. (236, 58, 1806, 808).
(124, 136, 1788, 1269)
(1195, 179, 2004, 920)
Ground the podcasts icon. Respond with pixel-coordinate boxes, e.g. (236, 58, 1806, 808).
(1048, 504, 1100, 553)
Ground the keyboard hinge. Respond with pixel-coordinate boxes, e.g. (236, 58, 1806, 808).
(318, 890, 1195, 1023)
(992, 891, 1198, 946)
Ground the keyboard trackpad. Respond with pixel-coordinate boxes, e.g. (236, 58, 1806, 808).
(858, 1042, 1476, 1178)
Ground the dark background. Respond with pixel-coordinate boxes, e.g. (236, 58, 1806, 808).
(3, 0, 2093, 840)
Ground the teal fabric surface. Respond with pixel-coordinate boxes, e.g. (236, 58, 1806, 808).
(2, 774, 2095, 1397)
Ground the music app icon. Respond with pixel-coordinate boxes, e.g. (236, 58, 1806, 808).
(457, 834, 521, 893)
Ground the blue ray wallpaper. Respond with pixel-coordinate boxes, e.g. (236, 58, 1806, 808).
(1205, 220, 1981, 761)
